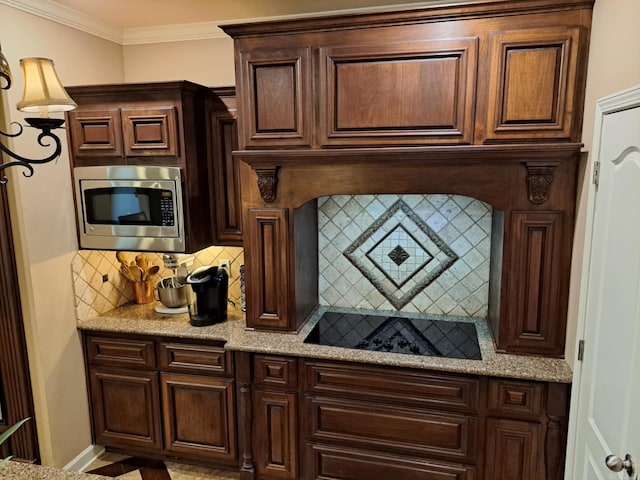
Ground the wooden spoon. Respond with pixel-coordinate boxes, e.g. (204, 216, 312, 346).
(120, 264, 134, 281)
(129, 265, 144, 283)
(144, 265, 160, 281)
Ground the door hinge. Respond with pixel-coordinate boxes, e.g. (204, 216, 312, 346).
(592, 161, 601, 187)
(577, 339, 585, 361)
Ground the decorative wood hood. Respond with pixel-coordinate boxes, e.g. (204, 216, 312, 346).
(222, 0, 594, 357)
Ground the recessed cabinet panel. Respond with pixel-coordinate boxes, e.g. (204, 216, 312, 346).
(320, 39, 478, 145)
(246, 208, 290, 329)
(67, 110, 124, 160)
(239, 48, 312, 148)
(122, 107, 178, 156)
(308, 396, 476, 461)
(485, 419, 543, 480)
(308, 444, 476, 480)
(161, 374, 236, 462)
(89, 368, 162, 450)
(209, 108, 242, 245)
(254, 390, 297, 480)
(501, 212, 565, 355)
(485, 27, 582, 141)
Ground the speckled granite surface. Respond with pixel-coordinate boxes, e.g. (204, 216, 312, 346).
(3, 461, 109, 479)
(78, 302, 573, 383)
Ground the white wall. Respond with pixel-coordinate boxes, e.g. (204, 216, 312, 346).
(0, 5, 124, 467)
(565, 0, 640, 364)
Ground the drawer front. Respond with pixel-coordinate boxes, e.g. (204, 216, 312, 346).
(487, 379, 545, 417)
(254, 355, 297, 389)
(86, 335, 155, 369)
(304, 361, 479, 412)
(308, 396, 477, 462)
(158, 343, 232, 375)
(307, 444, 476, 480)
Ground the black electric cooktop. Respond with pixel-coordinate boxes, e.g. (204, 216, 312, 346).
(304, 310, 482, 360)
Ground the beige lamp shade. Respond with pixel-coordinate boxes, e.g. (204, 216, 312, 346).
(16, 57, 77, 114)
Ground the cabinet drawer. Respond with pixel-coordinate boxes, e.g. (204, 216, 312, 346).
(304, 361, 479, 413)
(158, 343, 232, 375)
(86, 335, 155, 369)
(487, 379, 545, 417)
(254, 355, 297, 389)
(308, 444, 476, 480)
(308, 396, 477, 462)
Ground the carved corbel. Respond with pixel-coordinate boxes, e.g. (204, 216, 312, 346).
(526, 163, 557, 205)
(254, 166, 279, 203)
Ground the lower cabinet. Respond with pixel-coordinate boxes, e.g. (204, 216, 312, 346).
(237, 355, 570, 480)
(84, 332, 238, 467)
(84, 333, 568, 479)
(89, 367, 162, 450)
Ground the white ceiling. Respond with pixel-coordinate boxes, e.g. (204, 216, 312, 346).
(2, 0, 449, 44)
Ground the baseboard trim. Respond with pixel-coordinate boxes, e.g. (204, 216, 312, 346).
(63, 444, 105, 472)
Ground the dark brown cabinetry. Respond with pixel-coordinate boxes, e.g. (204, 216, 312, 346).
(65, 82, 214, 252)
(223, 0, 592, 356)
(236, 354, 570, 480)
(224, 1, 591, 149)
(83, 332, 238, 467)
(209, 87, 243, 246)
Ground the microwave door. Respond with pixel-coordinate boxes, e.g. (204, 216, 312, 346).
(77, 177, 184, 251)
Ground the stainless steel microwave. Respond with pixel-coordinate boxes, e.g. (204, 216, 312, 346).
(74, 165, 185, 252)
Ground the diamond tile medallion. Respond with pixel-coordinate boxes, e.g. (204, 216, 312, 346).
(346, 200, 458, 308)
(318, 194, 493, 317)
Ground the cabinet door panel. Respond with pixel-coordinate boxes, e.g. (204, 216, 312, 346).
(319, 39, 477, 146)
(89, 368, 162, 450)
(500, 212, 566, 355)
(485, 26, 582, 142)
(122, 107, 178, 157)
(245, 208, 290, 329)
(308, 444, 475, 480)
(485, 419, 543, 480)
(254, 390, 297, 480)
(210, 109, 242, 245)
(238, 48, 312, 148)
(308, 396, 476, 461)
(161, 373, 237, 463)
(67, 109, 124, 161)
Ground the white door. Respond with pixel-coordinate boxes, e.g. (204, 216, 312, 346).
(567, 85, 640, 479)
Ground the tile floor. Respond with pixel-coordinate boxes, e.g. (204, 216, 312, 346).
(85, 453, 241, 480)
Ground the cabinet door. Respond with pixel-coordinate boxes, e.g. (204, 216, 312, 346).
(121, 107, 179, 157)
(485, 419, 543, 480)
(484, 26, 583, 142)
(254, 390, 297, 480)
(161, 373, 237, 463)
(318, 38, 478, 146)
(499, 212, 567, 355)
(209, 108, 242, 245)
(89, 367, 162, 450)
(67, 109, 124, 163)
(245, 208, 291, 329)
(236, 47, 313, 148)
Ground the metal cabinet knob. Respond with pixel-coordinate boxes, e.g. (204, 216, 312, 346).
(606, 453, 636, 477)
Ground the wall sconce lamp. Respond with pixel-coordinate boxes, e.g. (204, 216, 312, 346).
(0, 47, 77, 184)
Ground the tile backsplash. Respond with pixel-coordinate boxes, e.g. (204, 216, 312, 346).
(71, 246, 244, 321)
(318, 194, 492, 317)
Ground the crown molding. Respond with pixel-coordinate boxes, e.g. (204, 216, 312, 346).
(2, 0, 453, 46)
(122, 22, 227, 45)
(0, 0, 123, 44)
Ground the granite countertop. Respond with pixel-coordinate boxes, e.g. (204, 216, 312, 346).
(3, 461, 108, 479)
(78, 302, 573, 383)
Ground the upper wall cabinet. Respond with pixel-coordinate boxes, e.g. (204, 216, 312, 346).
(222, 0, 593, 149)
(66, 82, 212, 167)
(483, 26, 585, 143)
